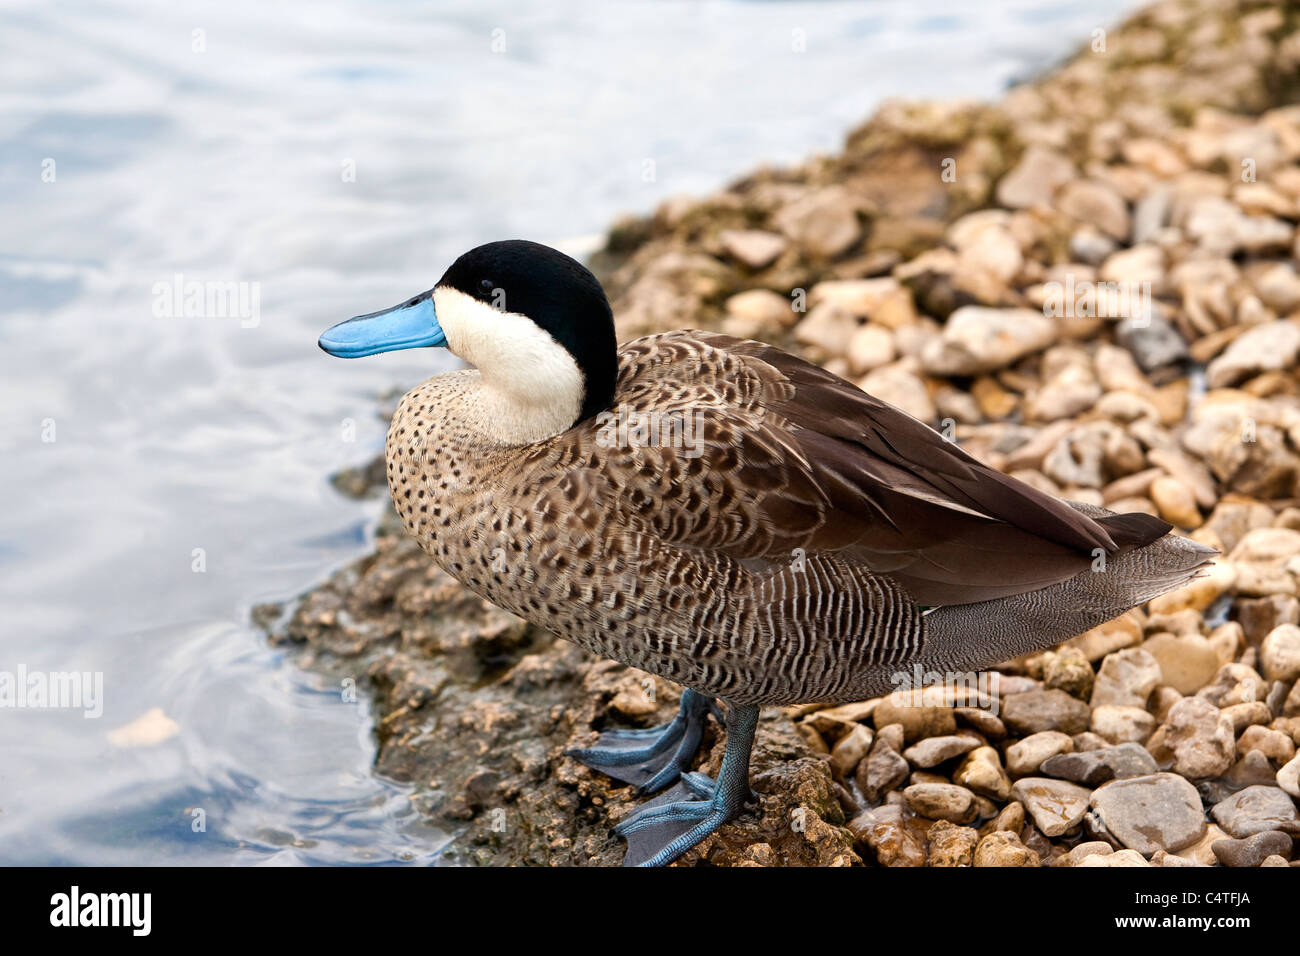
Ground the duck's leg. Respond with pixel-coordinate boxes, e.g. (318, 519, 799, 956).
(565, 689, 719, 794)
(614, 701, 760, 867)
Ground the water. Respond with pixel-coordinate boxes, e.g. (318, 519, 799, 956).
(0, 0, 1136, 864)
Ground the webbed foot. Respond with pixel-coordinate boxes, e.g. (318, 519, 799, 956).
(565, 689, 718, 794)
(612, 703, 760, 867)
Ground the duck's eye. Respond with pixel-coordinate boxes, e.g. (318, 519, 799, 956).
(478, 278, 494, 297)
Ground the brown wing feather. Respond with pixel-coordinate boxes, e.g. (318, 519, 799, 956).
(592, 331, 1170, 607)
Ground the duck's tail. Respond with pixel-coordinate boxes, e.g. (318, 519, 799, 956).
(920, 502, 1218, 673)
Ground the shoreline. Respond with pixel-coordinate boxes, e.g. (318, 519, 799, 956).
(260, 0, 1300, 866)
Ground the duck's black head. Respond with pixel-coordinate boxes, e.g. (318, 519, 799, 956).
(435, 240, 618, 422)
(319, 239, 618, 433)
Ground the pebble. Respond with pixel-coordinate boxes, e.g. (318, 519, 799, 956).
(829, 723, 874, 778)
(1010, 777, 1092, 837)
(855, 735, 910, 803)
(1238, 725, 1296, 764)
(903, 734, 979, 768)
(952, 745, 1012, 801)
(996, 145, 1076, 209)
(973, 831, 1040, 867)
(1040, 743, 1159, 786)
(847, 804, 925, 867)
(1260, 623, 1300, 683)
(1211, 830, 1294, 867)
(772, 186, 861, 259)
(1002, 688, 1092, 736)
(1064, 842, 1116, 866)
(1141, 633, 1222, 694)
(718, 229, 787, 270)
(1058, 179, 1131, 240)
(927, 820, 979, 867)
(903, 783, 978, 824)
(1090, 773, 1207, 855)
(1090, 648, 1161, 708)
(920, 307, 1057, 376)
(1205, 319, 1300, 388)
(1076, 849, 1150, 867)
(1006, 731, 1075, 777)
(1278, 753, 1300, 799)
(1090, 705, 1156, 744)
(1210, 785, 1300, 838)
(872, 699, 956, 743)
(1149, 476, 1201, 528)
(1163, 696, 1237, 779)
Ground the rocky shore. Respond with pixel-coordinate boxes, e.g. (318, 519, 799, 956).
(261, 0, 1300, 865)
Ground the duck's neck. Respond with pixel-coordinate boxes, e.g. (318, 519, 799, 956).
(472, 365, 583, 446)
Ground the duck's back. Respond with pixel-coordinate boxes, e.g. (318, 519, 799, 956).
(388, 330, 1195, 704)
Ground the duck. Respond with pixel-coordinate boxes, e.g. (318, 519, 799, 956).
(319, 238, 1215, 867)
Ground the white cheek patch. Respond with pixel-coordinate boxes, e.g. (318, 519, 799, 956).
(433, 286, 585, 444)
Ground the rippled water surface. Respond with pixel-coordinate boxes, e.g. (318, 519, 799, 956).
(0, 0, 1135, 864)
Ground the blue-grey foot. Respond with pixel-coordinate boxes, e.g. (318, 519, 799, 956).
(565, 689, 719, 794)
(614, 702, 760, 867)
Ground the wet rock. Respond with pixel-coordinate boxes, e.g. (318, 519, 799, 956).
(973, 830, 1040, 867)
(952, 745, 1012, 801)
(904, 782, 977, 824)
(848, 804, 925, 867)
(1171, 822, 1231, 866)
(1090, 773, 1206, 855)
(856, 734, 911, 803)
(920, 307, 1057, 376)
(829, 723, 874, 779)
(1007, 731, 1075, 777)
(1004, 688, 1092, 736)
(1163, 696, 1236, 779)
(1041, 743, 1159, 786)
(1011, 777, 1091, 837)
(1210, 785, 1300, 838)
(927, 820, 978, 867)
